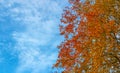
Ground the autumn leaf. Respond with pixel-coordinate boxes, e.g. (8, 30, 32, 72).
(54, 0, 120, 73)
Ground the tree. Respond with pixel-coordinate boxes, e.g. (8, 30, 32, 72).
(54, 0, 120, 73)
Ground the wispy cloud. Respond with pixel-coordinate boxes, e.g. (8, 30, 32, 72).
(0, 0, 68, 73)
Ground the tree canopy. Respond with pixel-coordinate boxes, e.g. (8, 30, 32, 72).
(54, 0, 120, 73)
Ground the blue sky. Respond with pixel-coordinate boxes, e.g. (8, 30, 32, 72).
(0, 0, 68, 73)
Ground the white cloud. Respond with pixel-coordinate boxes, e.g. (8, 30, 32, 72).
(15, 47, 57, 73)
(3, 0, 68, 73)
